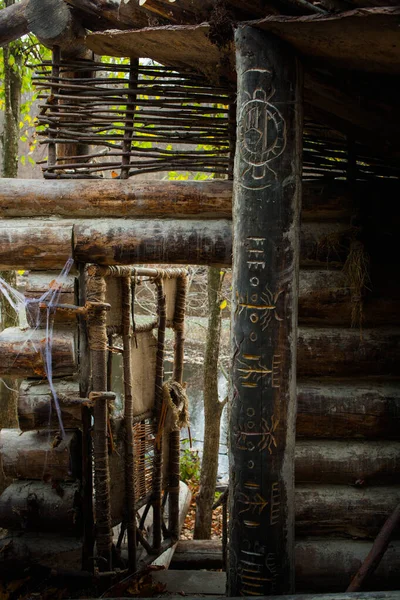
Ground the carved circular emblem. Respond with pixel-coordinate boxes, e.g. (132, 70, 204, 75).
(238, 89, 286, 191)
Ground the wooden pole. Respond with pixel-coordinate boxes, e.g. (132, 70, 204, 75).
(228, 27, 302, 596)
(86, 275, 113, 571)
(168, 274, 187, 540)
(121, 275, 137, 572)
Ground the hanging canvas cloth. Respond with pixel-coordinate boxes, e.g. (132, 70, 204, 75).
(131, 329, 157, 417)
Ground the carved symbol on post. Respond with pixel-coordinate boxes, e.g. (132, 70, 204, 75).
(270, 482, 281, 525)
(272, 354, 282, 389)
(238, 69, 286, 191)
(239, 287, 283, 330)
(236, 415, 279, 454)
(246, 236, 266, 272)
(238, 491, 269, 516)
(237, 354, 272, 388)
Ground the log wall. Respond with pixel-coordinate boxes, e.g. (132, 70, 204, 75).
(0, 170, 398, 586)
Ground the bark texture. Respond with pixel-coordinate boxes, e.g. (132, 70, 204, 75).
(0, 428, 81, 480)
(194, 267, 226, 539)
(0, 3, 22, 428)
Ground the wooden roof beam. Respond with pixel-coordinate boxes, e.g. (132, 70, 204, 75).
(0, 0, 29, 46)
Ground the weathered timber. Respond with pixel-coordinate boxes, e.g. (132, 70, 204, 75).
(23, 271, 77, 327)
(74, 219, 232, 267)
(1, 325, 397, 382)
(347, 503, 400, 591)
(0, 480, 81, 533)
(171, 539, 226, 570)
(296, 539, 400, 592)
(298, 270, 400, 327)
(229, 28, 302, 596)
(0, 218, 391, 270)
(295, 440, 400, 485)
(18, 379, 82, 431)
(172, 541, 400, 590)
(0, 0, 28, 47)
(0, 327, 76, 377)
(296, 485, 400, 539)
(0, 221, 72, 270)
(296, 381, 400, 439)
(86, 9, 400, 77)
(0, 179, 233, 219)
(24, 271, 75, 295)
(25, 0, 86, 55)
(0, 428, 81, 481)
(252, 8, 400, 75)
(87, 24, 235, 82)
(0, 532, 82, 571)
(297, 328, 400, 378)
(1, 179, 397, 221)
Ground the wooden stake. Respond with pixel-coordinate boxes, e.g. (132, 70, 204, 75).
(228, 26, 302, 596)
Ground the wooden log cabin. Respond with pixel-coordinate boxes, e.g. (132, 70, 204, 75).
(0, 0, 399, 597)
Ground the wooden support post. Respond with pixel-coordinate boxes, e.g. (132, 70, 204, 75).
(152, 279, 166, 552)
(228, 27, 302, 596)
(168, 274, 187, 540)
(121, 275, 137, 572)
(86, 275, 113, 571)
(78, 263, 94, 571)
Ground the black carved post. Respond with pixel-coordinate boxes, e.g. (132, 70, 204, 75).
(228, 27, 302, 596)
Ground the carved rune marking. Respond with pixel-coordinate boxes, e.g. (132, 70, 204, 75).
(236, 416, 279, 454)
(272, 354, 282, 389)
(238, 69, 286, 191)
(237, 354, 272, 388)
(239, 287, 283, 330)
(246, 236, 266, 272)
(238, 491, 269, 516)
(270, 482, 281, 525)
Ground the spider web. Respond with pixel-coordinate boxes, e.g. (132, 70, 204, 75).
(0, 258, 75, 438)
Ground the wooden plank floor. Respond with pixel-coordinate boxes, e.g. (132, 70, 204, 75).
(152, 569, 226, 595)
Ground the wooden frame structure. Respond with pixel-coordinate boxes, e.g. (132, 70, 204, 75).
(0, 0, 399, 595)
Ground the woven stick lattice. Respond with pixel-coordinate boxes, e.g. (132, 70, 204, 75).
(33, 56, 234, 179)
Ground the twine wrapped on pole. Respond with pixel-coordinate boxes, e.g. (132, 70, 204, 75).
(121, 275, 137, 572)
(168, 273, 188, 539)
(86, 274, 113, 571)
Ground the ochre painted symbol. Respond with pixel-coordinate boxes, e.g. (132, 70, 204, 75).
(236, 415, 279, 454)
(238, 287, 284, 331)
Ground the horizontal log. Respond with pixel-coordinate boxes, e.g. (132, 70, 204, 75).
(171, 539, 224, 570)
(0, 221, 72, 270)
(23, 271, 77, 327)
(0, 0, 29, 47)
(2, 178, 397, 221)
(296, 485, 400, 539)
(298, 270, 400, 327)
(297, 380, 400, 439)
(0, 218, 352, 269)
(295, 440, 400, 485)
(0, 532, 82, 571)
(295, 539, 400, 592)
(0, 429, 81, 481)
(172, 540, 400, 592)
(73, 219, 233, 266)
(0, 480, 81, 534)
(0, 179, 233, 220)
(18, 379, 82, 431)
(0, 327, 76, 377)
(24, 272, 75, 294)
(297, 327, 400, 377)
